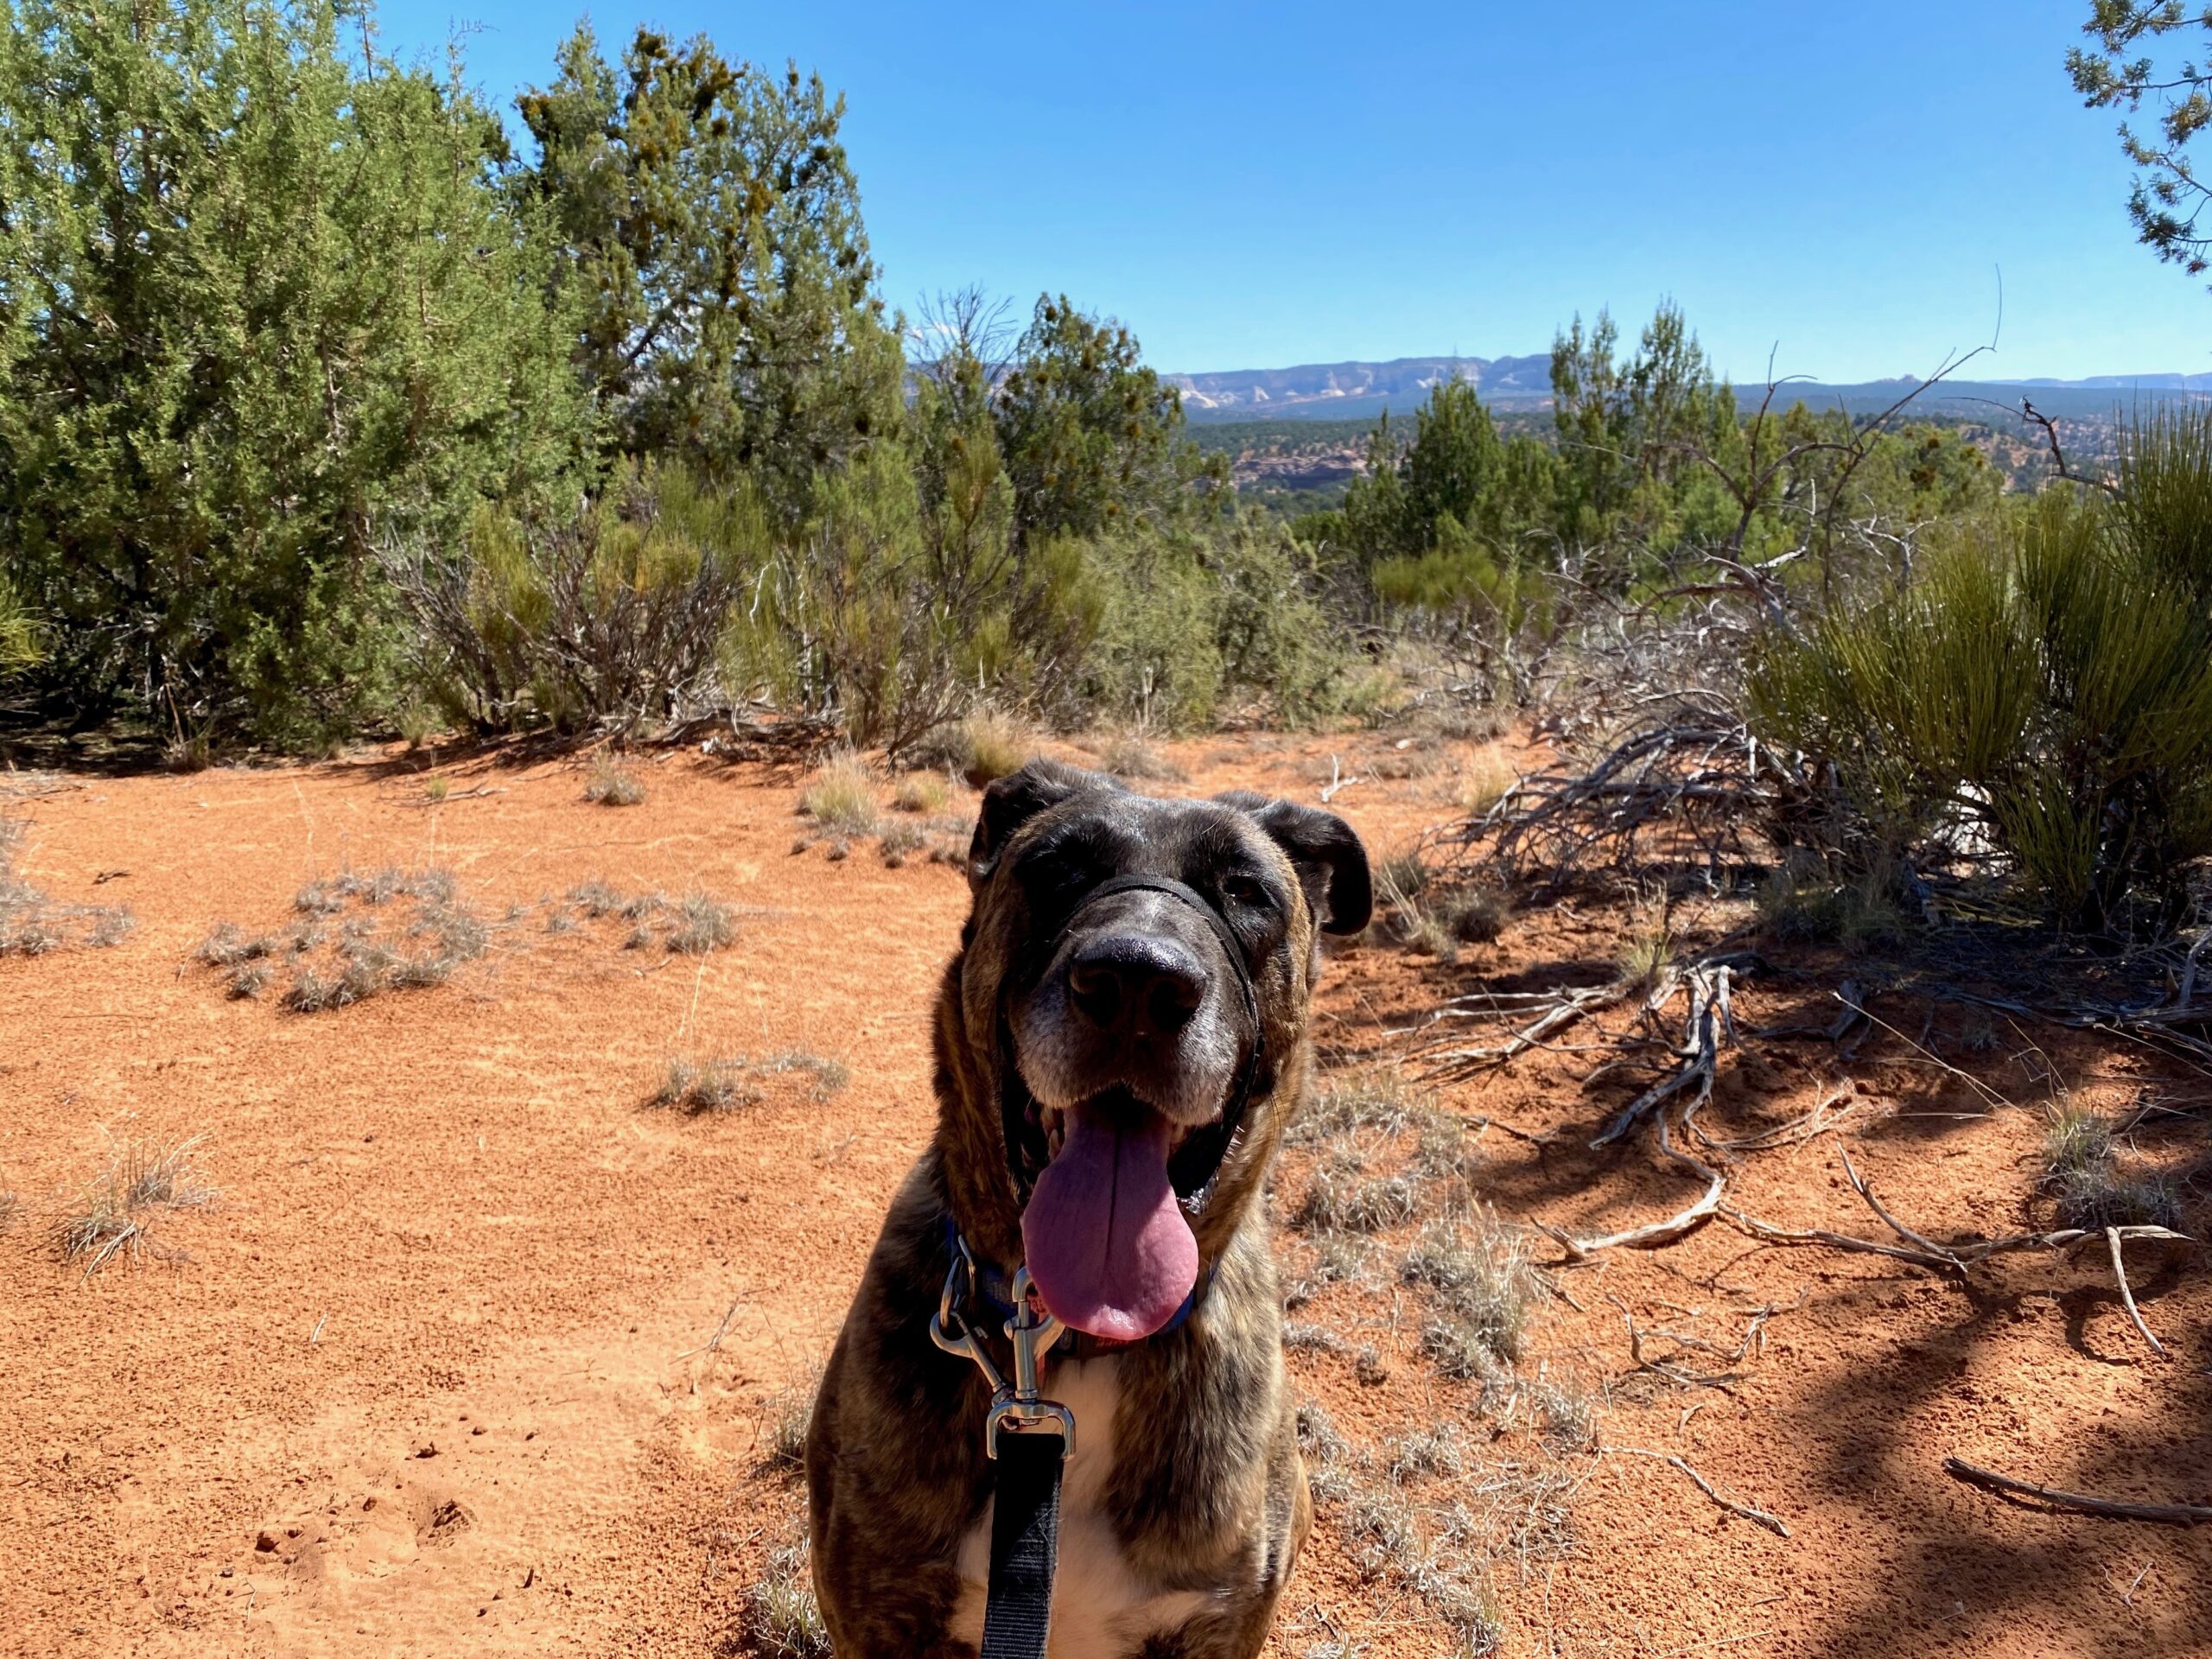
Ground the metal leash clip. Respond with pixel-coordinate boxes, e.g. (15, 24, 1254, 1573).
(985, 1268, 1072, 1459)
(929, 1241, 1074, 1459)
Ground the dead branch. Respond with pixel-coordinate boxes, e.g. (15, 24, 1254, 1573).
(1610, 1294, 1786, 1389)
(1545, 962, 1742, 1257)
(1408, 978, 1635, 1077)
(1753, 979, 1866, 1046)
(1539, 1126, 1723, 1258)
(1916, 976, 2212, 1073)
(1605, 1445, 1791, 1538)
(1721, 1174, 2189, 1276)
(1719, 1205, 1963, 1271)
(2107, 1226, 2168, 1358)
(1707, 1082, 1855, 1153)
(1943, 1458, 2212, 1525)
(1840, 1147, 1966, 1272)
(1427, 719, 1783, 891)
(2018, 399, 2121, 497)
(1593, 963, 1734, 1148)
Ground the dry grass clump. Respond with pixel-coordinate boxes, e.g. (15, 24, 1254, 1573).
(51, 1136, 214, 1277)
(195, 923, 277, 968)
(890, 770, 951, 814)
(876, 813, 973, 868)
(202, 867, 487, 1009)
(1434, 887, 1510, 947)
(1291, 1071, 1482, 1187)
(1452, 747, 1517, 817)
(1275, 1061, 1580, 1659)
(664, 892, 737, 955)
(2041, 1102, 2183, 1230)
(1291, 1070, 1428, 1145)
(1337, 1492, 1503, 1651)
(1293, 1163, 1423, 1236)
(1753, 856, 1907, 951)
(1402, 1212, 1542, 1379)
(0, 1186, 17, 1233)
(557, 880, 738, 955)
(568, 879, 625, 918)
(652, 1051, 849, 1113)
(904, 709, 1038, 786)
(1612, 893, 1674, 988)
(1368, 847, 1509, 961)
(1282, 1230, 1376, 1310)
(653, 1058, 760, 1112)
(583, 754, 647, 806)
(797, 753, 880, 838)
(747, 1050, 850, 1097)
(942, 709, 1036, 786)
(296, 866, 454, 913)
(1283, 1320, 1348, 1355)
(757, 1358, 825, 1473)
(1093, 731, 1187, 783)
(741, 1541, 831, 1658)
(1295, 1399, 1357, 1510)
(1385, 1422, 1466, 1484)
(1, 818, 135, 955)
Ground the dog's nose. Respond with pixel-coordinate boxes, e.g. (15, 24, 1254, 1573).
(1066, 935, 1206, 1037)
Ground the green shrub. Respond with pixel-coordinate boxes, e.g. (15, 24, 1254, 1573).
(0, 575, 39, 676)
(392, 463, 768, 735)
(1752, 478, 2212, 930)
(1073, 516, 1352, 731)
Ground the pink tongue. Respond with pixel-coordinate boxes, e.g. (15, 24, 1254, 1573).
(1021, 1105, 1198, 1341)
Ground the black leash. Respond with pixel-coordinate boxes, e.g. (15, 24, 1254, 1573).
(980, 1431, 1063, 1659)
(950, 875, 1261, 1659)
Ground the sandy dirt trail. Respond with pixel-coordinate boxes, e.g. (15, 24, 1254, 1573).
(1, 734, 2206, 1659)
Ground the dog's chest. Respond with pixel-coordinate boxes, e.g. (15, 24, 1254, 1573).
(948, 1356, 1217, 1656)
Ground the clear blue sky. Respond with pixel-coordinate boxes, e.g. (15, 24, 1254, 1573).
(372, 0, 2207, 382)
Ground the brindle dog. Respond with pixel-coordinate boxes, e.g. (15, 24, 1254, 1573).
(807, 759, 1371, 1657)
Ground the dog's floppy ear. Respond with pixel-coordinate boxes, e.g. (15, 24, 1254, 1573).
(969, 759, 1117, 887)
(1217, 791, 1373, 936)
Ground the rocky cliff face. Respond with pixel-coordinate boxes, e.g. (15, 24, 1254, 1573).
(1166, 353, 1556, 420)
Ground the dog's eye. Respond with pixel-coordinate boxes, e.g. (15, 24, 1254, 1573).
(1221, 874, 1272, 912)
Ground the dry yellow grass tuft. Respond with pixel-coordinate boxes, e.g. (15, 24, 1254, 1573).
(798, 753, 880, 836)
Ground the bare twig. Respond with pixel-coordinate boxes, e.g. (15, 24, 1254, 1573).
(2018, 399, 2121, 497)
(1606, 1445, 1790, 1537)
(1943, 1458, 2212, 1525)
(2107, 1226, 2168, 1358)
(1319, 753, 1363, 804)
(1840, 1147, 1966, 1272)
(1409, 978, 1633, 1077)
(678, 1289, 753, 1360)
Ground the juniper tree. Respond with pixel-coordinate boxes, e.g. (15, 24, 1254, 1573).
(0, 0, 587, 744)
(992, 296, 1226, 544)
(518, 23, 899, 512)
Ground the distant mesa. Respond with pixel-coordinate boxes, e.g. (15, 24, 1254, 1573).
(1166, 356, 2211, 425)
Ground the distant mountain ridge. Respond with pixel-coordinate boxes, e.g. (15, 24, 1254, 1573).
(1166, 356, 2212, 425)
(1167, 355, 1554, 419)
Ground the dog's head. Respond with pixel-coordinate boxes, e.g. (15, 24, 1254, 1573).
(931, 759, 1370, 1339)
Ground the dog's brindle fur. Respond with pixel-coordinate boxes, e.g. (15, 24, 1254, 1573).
(807, 760, 1370, 1657)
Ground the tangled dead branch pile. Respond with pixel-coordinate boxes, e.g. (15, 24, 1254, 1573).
(1425, 715, 1784, 893)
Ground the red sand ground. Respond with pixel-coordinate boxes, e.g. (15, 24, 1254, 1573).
(2, 733, 2206, 1658)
